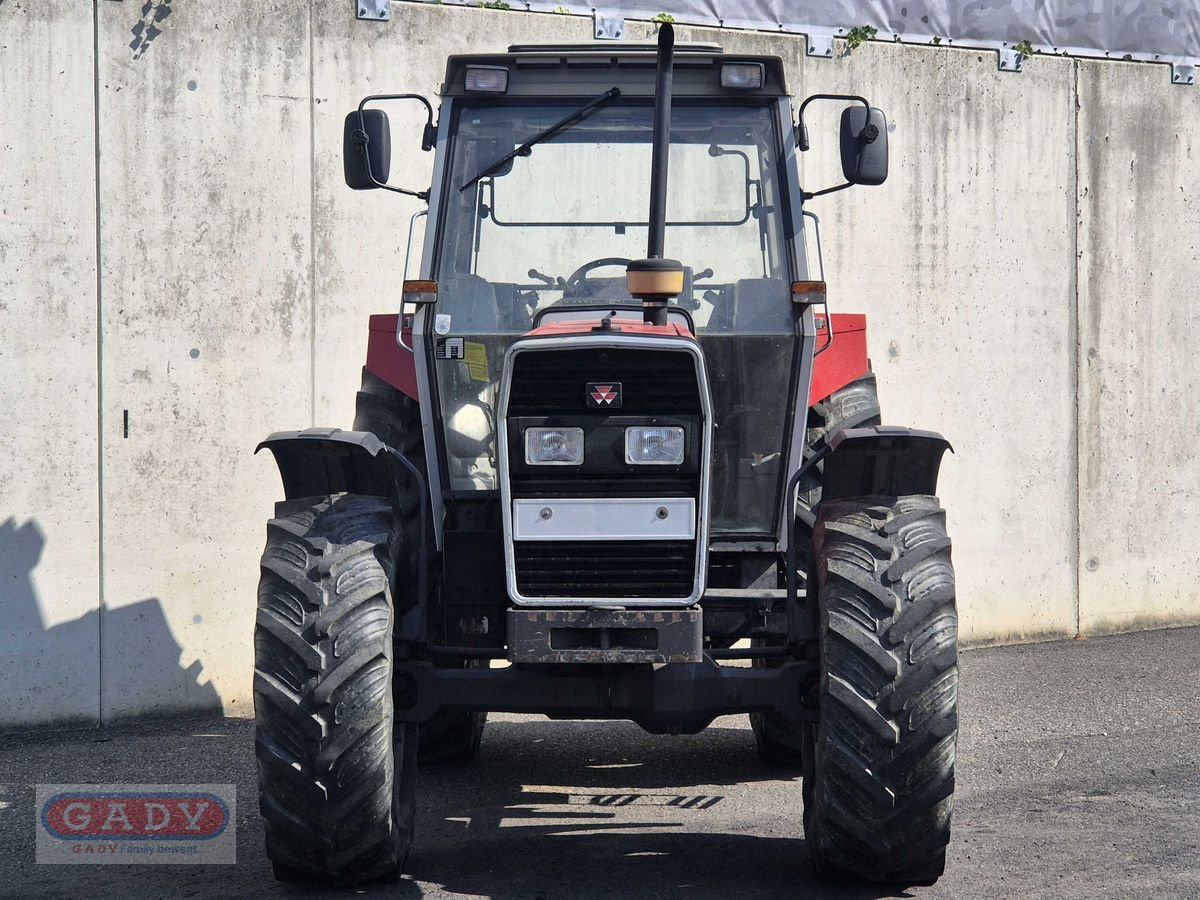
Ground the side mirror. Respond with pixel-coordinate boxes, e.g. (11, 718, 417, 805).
(839, 106, 888, 186)
(342, 94, 436, 199)
(343, 109, 392, 190)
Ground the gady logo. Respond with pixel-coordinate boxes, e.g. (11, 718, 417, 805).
(36, 785, 236, 864)
(586, 382, 622, 408)
(42, 793, 227, 839)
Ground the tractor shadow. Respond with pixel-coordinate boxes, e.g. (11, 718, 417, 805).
(0, 516, 222, 731)
(403, 717, 920, 900)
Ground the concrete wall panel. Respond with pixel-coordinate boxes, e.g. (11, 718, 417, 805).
(798, 46, 1081, 644)
(95, 0, 314, 719)
(1077, 59, 1200, 636)
(0, 1, 101, 727)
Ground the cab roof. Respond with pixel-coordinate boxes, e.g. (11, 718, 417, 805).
(442, 43, 788, 99)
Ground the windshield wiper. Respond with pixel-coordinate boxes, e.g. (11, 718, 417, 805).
(459, 87, 621, 191)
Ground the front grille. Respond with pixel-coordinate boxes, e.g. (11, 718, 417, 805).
(515, 541, 696, 598)
(506, 342, 704, 601)
(508, 347, 700, 416)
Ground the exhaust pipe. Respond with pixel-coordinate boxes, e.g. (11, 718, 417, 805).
(629, 23, 684, 326)
(647, 23, 674, 259)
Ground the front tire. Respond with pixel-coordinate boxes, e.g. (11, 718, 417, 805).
(254, 494, 414, 884)
(804, 495, 957, 885)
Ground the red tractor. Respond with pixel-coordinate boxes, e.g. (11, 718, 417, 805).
(254, 26, 957, 886)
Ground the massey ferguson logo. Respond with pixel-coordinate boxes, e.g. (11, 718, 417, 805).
(586, 382, 622, 408)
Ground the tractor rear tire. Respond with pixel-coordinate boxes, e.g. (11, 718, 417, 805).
(417, 659, 487, 764)
(354, 368, 424, 460)
(254, 494, 414, 884)
(750, 704, 806, 767)
(804, 495, 957, 885)
(354, 368, 489, 764)
(419, 709, 486, 764)
(748, 639, 805, 768)
(795, 369, 881, 572)
(354, 369, 425, 525)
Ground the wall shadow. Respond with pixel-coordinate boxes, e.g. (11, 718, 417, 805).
(0, 516, 221, 730)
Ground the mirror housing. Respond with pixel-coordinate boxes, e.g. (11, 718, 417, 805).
(840, 106, 888, 186)
(344, 109, 392, 190)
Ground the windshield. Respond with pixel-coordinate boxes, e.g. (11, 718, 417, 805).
(438, 101, 792, 329)
(430, 99, 798, 536)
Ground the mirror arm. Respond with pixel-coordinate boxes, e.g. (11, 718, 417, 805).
(796, 93, 870, 150)
(354, 92, 437, 200)
(801, 181, 853, 201)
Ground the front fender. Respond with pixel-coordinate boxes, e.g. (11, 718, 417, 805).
(821, 426, 953, 502)
(256, 427, 397, 500)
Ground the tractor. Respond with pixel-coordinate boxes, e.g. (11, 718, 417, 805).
(253, 25, 957, 887)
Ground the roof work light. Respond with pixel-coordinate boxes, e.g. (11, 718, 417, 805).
(464, 65, 509, 93)
(720, 63, 764, 89)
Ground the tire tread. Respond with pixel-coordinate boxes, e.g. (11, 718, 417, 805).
(254, 494, 412, 884)
(806, 494, 957, 885)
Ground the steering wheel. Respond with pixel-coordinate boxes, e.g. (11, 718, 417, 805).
(564, 257, 633, 299)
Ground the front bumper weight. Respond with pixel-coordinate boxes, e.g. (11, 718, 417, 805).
(508, 607, 702, 664)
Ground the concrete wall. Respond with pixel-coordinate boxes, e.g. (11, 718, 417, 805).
(1, 0, 1196, 727)
(1, 0, 101, 727)
(1076, 59, 1200, 635)
(94, 0, 314, 721)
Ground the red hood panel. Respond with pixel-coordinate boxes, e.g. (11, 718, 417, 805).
(525, 318, 694, 339)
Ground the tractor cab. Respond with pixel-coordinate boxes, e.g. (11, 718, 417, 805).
(427, 46, 801, 541)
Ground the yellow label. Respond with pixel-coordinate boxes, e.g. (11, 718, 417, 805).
(464, 341, 489, 382)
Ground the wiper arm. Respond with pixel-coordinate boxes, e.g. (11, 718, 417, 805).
(459, 87, 621, 191)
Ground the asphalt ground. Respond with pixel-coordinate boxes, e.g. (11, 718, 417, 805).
(1, 626, 1198, 899)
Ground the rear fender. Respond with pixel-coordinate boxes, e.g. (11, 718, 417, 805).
(256, 428, 398, 500)
(365, 313, 419, 401)
(809, 313, 868, 405)
(821, 426, 952, 502)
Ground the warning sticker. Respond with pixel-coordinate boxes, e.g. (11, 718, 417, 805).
(464, 342, 489, 382)
(435, 337, 465, 360)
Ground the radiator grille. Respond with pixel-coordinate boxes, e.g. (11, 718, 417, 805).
(511, 474, 694, 499)
(515, 541, 696, 598)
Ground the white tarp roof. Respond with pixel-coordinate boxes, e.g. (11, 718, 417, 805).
(516, 1, 1200, 70)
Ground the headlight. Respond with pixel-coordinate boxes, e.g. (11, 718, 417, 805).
(524, 427, 584, 465)
(625, 426, 685, 465)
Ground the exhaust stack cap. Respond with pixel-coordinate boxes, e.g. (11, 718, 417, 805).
(627, 257, 684, 298)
